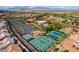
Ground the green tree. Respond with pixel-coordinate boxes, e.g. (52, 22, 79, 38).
(48, 21, 62, 31)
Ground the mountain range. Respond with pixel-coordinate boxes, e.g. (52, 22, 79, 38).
(0, 6, 79, 11)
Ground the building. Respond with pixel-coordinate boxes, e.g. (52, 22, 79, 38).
(60, 27, 73, 35)
(15, 23, 35, 35)
(36, 20, 46, 25)
(0, 19, 22, 52)
(0, 20, 7, 27)
(43, 23, 49, 30)
(73, 33, 79, 48)
(9, 19, 35, 35)
(32, 30, 44, 37)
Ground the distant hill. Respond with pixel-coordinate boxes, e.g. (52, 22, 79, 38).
(0, 6, 79, 11)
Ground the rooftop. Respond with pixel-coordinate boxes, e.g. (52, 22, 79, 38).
(0, 19, 22, 52)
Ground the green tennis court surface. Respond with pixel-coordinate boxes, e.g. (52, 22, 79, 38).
(29, 36, 55, 52)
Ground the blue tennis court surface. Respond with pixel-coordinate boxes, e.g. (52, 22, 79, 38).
(53, 31, 63, 36)
(47, 31, 65, 40)
(47, 34, 58, 40)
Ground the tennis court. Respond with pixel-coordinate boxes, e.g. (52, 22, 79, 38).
(29, 36, 55, 52)
(47, 31, 65, 40)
